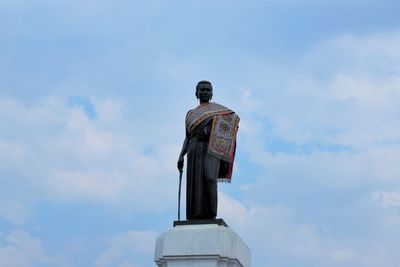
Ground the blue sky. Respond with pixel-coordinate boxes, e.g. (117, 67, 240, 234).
(1, 1, 400, 266)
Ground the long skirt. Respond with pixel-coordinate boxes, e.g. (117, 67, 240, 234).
(186, 136, 219, 220)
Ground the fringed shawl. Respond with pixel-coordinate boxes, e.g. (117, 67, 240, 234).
(185, 102, 240, 182)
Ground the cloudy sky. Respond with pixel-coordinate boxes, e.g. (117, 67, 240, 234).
(1, 0, 400, 266)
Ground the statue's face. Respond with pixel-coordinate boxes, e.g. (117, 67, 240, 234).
(197, 85, 213, 103)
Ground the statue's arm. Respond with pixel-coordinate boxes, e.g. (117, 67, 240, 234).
(177, 137, 188, 172)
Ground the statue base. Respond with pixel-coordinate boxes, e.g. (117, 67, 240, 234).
(154, 222, 251, 267)
(173, 218, 228, 227)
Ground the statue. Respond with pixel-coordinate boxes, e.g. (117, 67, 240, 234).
(177, 81, 240, 220)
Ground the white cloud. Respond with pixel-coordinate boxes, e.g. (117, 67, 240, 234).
(233, 31, 400, 188)
(0, 141, 26, 168)
(373, 190, 400, 208)
(216, 31, 400, 267)
(95, 230, 157, 267)
(220, 197, 329, 264)
(48, 169, 125, 201)
(219, 192, 253, 227)
(0, 230, 69, 267)
(220, 194, 400, 267)
(0, 199, 31, 225)
(0, 95, 179, 212)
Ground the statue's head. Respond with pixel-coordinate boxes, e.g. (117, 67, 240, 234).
(195, 80, 213, 103)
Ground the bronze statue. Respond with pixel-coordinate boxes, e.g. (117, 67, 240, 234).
(177, 81, 240, 220)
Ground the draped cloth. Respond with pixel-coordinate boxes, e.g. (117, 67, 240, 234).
(186, 103, 234, 133)
(184, 102, 239, 219)
(208, 113, 240, 182)
(185, 102, 239, 182)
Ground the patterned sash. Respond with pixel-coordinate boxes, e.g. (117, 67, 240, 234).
(208, 113, 240, 162)
(185, 102, 240, 182)
(186, 102, 233, 133)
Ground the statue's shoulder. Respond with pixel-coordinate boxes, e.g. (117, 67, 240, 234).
(185, 109, 194, 118)
(185, 103, 204, 117)
(210, 102, 235, 114)
(186, 102, 234, 120)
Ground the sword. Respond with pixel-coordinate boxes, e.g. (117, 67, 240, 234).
(178, 170, 183, 221)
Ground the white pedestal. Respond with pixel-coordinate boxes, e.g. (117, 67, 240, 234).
(154, 223, 251, 267)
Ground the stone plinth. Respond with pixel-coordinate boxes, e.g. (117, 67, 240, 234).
(154, 222, 251, 267)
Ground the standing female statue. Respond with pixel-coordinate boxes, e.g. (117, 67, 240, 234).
(177, 81, 239, 220)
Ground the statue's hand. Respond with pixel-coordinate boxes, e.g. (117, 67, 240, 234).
(177, 156, 184, 172)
